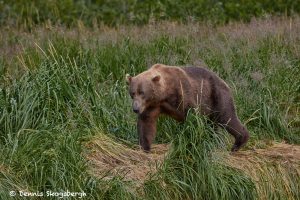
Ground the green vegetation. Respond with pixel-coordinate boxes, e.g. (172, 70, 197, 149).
(0, 7, 299, 200)
(0, 0, 300, 28)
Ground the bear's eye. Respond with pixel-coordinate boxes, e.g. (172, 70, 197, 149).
(138, 91, 144, 96)
(130, 92, 135, 98)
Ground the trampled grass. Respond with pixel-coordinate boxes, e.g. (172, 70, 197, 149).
(0, 17, 299, 199)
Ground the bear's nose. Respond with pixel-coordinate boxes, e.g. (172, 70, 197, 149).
(133, 108, 139, 113)
(133, 101, 140, 114)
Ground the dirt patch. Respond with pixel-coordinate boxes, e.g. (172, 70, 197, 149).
(224, 142, 300, 179)
(229, 142, 300, 163)
(85, 137, 169, 183)
(224, 142, 300, 173)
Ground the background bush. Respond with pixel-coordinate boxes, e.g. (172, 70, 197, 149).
(0, 0, 300, 28)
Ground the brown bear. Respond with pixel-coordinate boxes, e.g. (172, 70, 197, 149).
(126, 64, 249, 152)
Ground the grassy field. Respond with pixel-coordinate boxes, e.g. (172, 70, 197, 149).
(0, 16, 299, 199)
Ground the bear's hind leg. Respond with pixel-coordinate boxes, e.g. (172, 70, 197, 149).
(220, 117, 249, 152)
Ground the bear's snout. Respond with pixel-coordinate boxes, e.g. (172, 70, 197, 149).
(133, 101, 140, 114)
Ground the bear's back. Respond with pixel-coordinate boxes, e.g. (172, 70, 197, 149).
(181, 66, 215, 81)
(182, 66, 229, 90)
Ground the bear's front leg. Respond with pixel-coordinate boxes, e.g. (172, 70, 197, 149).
(160, 102, 186, 122)
(137, 108, 160, 152)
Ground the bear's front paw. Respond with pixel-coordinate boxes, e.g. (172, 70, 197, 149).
(141, 145, 151, 153)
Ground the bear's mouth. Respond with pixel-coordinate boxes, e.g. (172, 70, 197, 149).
(132, 105, 146, 115)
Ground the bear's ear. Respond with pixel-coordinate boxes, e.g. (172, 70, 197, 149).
(152, 74, 161, 82)
(126, 74, 132, 85)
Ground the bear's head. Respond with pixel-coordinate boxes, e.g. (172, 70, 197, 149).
(126, 68, 165, 114)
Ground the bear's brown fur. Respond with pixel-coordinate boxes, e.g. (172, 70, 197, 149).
(126, 64, 249, 152)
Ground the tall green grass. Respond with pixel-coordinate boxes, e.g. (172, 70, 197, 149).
(145, 114, 257, 200)
(0, 18, 299, 199)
